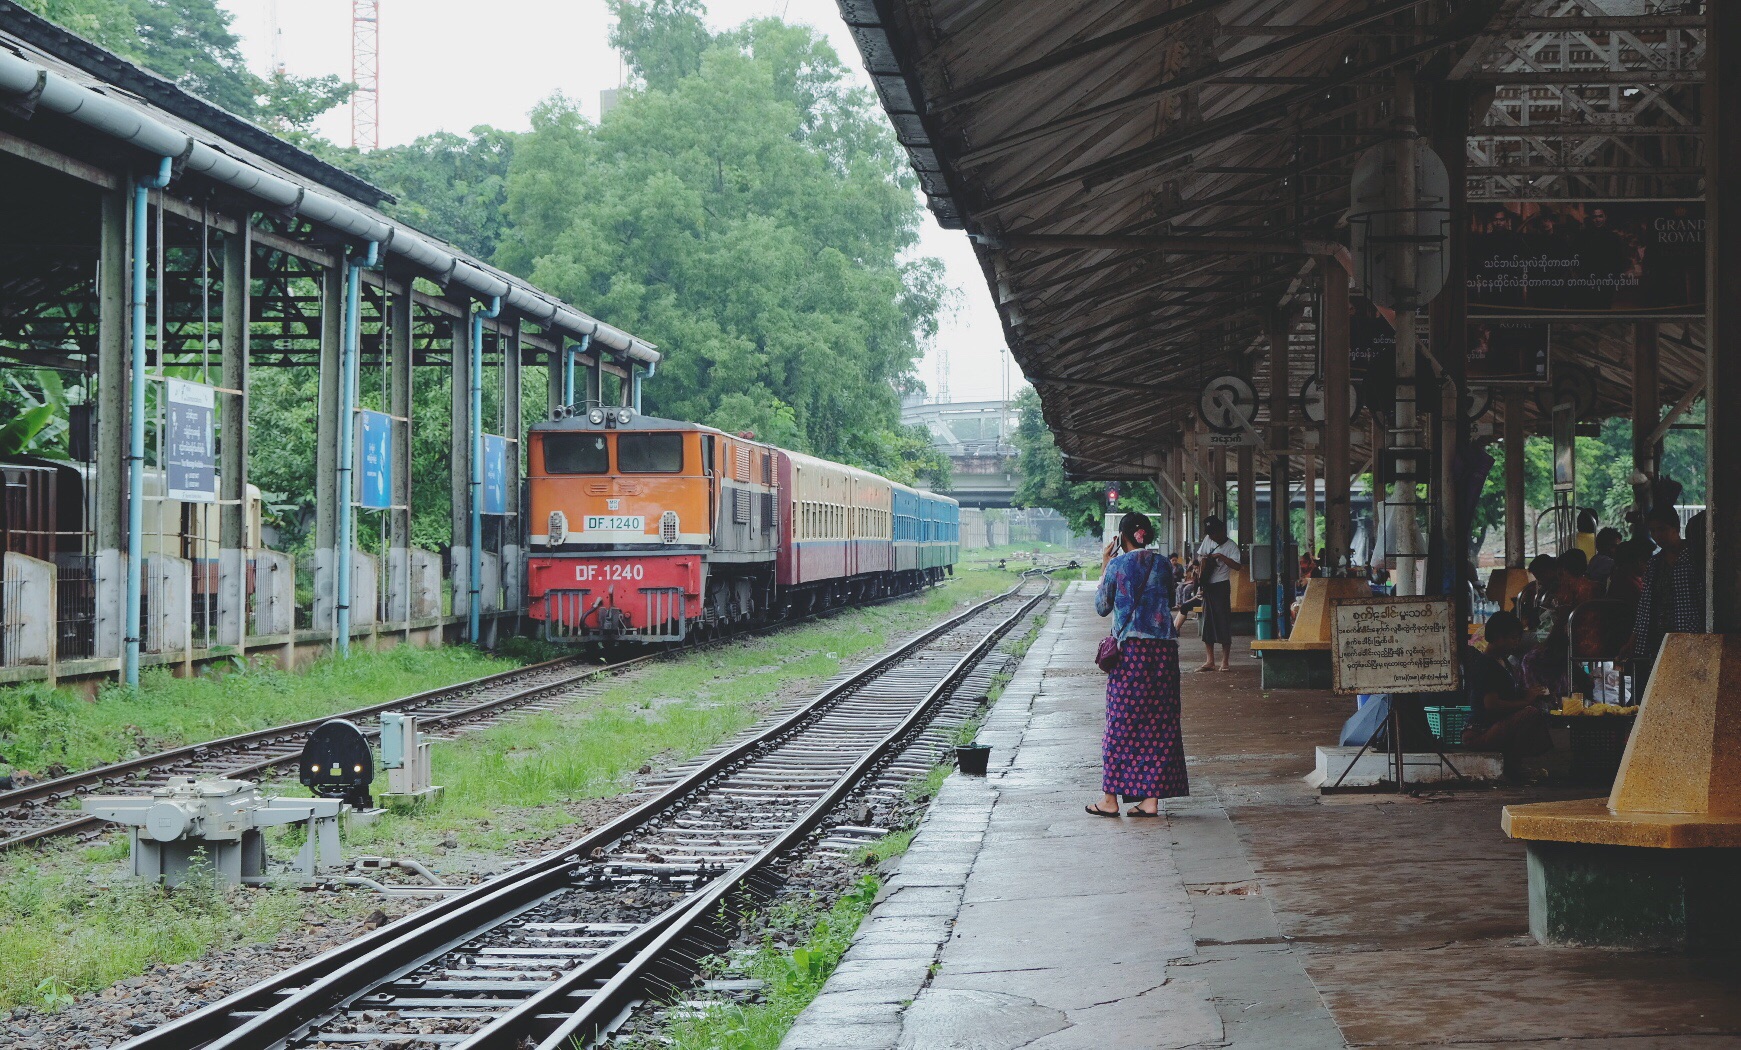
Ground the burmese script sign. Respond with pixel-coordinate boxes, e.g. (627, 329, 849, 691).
(1466, 201, 1704, 318)
(1329, 596, 1460, 695)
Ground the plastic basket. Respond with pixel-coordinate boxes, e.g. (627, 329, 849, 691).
(1568, 718, 1634, 786)
(1425, 705, 1472, 748)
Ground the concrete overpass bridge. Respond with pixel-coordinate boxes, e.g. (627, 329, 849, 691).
(901, 398, 1020, 509)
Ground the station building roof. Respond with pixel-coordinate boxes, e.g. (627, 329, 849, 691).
(839, 0, 1706, 478)
(0, 2, 657, 367)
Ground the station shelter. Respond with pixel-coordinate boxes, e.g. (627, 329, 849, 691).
(0, 8, 656, 688)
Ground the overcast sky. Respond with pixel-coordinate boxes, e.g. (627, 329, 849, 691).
(219, 0, 1018, 405)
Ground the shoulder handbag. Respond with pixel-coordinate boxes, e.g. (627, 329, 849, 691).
(1097, 552, 1157, 673)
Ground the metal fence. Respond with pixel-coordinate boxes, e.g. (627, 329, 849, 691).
(54, 552, 96, 660)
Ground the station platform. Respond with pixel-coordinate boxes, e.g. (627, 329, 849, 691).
(782, 582, 1741, 1050)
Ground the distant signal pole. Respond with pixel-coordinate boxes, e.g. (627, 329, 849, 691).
(351, 0, 380, 150)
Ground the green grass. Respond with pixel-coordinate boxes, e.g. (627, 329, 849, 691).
(656, 873, 884, 1050)
(0, 645, 519, 778)
(337, 571, 1019, 858)
(0, 573, 1012, 1013)
(0, 840, 311, 1011)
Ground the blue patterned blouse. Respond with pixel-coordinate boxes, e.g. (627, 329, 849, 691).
(1095, 549, 1177, 642)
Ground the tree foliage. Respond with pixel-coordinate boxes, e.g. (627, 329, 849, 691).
(343, 128, 517, 261)
(16, 0, 350, 129)
(1011, 389, 1156, 537)
(497, 6, 948, 487)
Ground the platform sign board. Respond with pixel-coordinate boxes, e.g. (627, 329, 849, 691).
(1466, 321, 1550, 385)
(482, 435, 510, 515)
(358, 410, 393, 510)
(164, 378, 216, 503)
(1466, 201, 1705, 318)
(1329, 596, 1460, 696)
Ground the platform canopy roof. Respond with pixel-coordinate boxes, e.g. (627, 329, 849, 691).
(840, 0, 1706, 478)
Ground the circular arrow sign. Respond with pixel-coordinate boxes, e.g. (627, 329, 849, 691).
(1464, 385, 1493, 421)
(1198, 375, 1259, 434)
(1534, 366, 1598, 421)
(1299, 374, 1361, 425)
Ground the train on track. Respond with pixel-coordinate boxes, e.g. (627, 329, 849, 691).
(526, 407, 959, 644)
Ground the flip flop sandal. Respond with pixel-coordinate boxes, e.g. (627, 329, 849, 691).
(1126, 807, 1161, 818)
(1085, 803, 1121, 818)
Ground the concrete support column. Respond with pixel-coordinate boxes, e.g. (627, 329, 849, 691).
(1208, 446, 1227, 523)
(546, 347, 562, 419)
(94, 187, 129, 658)
(216, 220, 251, 647)
(1237, 445, 1256, 550)
(585, 350, 603, 407)
(1183, 426, 1200, 539)
(1504, 391, 1526, 569)
(1631, 322, 1660, 534)
(502, 324, 524, 625)
(1389, 71, 1423, 596)
(1266, 308, 1293, 630)
(312, 265, 344, 632)
(1303, 447, 1317, 558)
(450, 316, 472, 624)
(1322, 257, 1353, 575)
(1708, 0, 1741, 632)
(387, 279, 414, 625)
(1430, 79, 1474, 613)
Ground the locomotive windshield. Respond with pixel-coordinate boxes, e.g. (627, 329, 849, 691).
(544, 433, 609, 474)
(618, 433, 684, 473)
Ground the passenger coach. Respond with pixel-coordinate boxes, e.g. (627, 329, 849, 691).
(525, 409, 957, 644)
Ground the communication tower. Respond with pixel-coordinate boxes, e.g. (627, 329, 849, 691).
(351, 0, 380, 150)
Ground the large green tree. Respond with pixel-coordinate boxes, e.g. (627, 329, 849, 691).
(17, 0, 350, 129)
(1011, 388, 1155, 536)
(496, 4, 948, 487)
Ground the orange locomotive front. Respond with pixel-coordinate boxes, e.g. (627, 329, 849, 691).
(525, 408, 779, 642)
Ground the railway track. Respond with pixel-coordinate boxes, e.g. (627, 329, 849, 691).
(117, 571, 1052, 1050)
(0, 574, 993, 854)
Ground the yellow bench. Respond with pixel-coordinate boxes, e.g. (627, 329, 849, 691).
(1229, 566, 1257, 634)
(1501, 634, 1741, 950)
(1249, 577, 1371, 688)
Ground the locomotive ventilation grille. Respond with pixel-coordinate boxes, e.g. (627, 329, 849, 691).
(661, 510, 679, 543)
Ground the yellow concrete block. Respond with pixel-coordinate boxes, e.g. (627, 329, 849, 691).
(1502, 633, 1741, 849)
(1485, 567, 1530, 613)
(1501, 797, 1741, 849)
(1284, 576, 1372, 645)
(1230, 566, 1256, 614)
(1608, 633, 1741, 819)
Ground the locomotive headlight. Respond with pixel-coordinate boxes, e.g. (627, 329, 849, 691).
(617, 408, 633, 424)
(588, 408, 605, 425)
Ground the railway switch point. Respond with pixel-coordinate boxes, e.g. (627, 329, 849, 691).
(82, 776, 342, 888)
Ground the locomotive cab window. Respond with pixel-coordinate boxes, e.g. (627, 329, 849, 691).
(543, 433, 609, 474)
(618, 433, 685, 473)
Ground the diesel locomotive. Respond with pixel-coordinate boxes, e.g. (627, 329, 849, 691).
(525, 407, 959, 643)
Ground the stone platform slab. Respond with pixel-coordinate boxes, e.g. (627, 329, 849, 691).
(780, 583, 1741, 1050)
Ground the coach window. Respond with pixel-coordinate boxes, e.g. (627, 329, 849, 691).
(543, 433, 609, 474)
(618, 433, 685, 473)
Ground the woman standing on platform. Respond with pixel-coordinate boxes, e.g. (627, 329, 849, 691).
(1089, 512, 1189, 818)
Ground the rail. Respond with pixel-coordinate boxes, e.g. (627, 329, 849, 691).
(118, 570, 1051, 1050)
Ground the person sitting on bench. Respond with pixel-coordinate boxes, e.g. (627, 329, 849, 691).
(1461, 610, 1553, 763)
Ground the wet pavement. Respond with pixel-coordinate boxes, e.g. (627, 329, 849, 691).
(781, 582, 1741, 1049)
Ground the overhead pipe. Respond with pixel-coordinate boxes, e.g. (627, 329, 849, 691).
(631, 357, 657, 413)
(335, 241, 382, 655)
(123, 155, 174, 687)
(468, 295, 502, 645)
(0, 50, 658, 363)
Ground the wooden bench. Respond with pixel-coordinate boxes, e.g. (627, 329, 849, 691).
(1248, 577, 1371, 689)
(1229, 566, 1256, 634)
(1501, 633, 1741, 951)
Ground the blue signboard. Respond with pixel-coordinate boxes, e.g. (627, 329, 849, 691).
(482, 434, 510, 515)
(165, 378, 216, 502)
(358, 410, 393, 509)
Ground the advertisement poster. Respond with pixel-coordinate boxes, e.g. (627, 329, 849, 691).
(358, 410, 393, 510)
(482, 434, 509, 515)
(165, 378, 216, 503)
(1466, 201, 1704, 317)
(1466, 321, 1550, 384)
